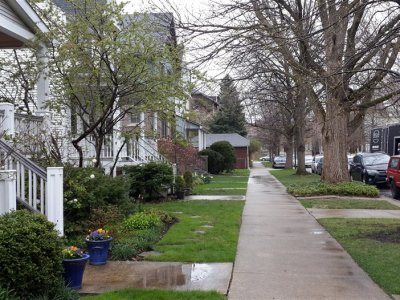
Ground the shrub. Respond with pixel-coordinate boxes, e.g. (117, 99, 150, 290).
(87, 206, 123, 229)
(0, 286, 17, 300)
(0, 210, 63, 299)
(287, 181, 379, 197)
(124, 162, 173, 201)
(210, 141, 236, 172)
(122, 211, 161, 232)
(183, 171, 193, 189)
(202, 174, 213, 184)
(175, 175, 185, 193)
(198, 149, 224, 174)
(63, 165, 130, 236)
(110, 227, 162, 261)
(192, 175, 205, 186)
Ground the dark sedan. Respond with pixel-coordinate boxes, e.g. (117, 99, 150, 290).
(349, 152, 390, 185)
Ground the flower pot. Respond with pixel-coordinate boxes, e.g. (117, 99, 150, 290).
(63, 254, 90, 289)
(85, 238, 112, 265)
(184, 188, 192, 196)
(176, 191, 185, 199)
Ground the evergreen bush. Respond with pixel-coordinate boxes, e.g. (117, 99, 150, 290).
(124, 162, 173, 201)
(63, 166, 130, 236)
(0, 210, 63, 299)
(175, 175, 185, 193)
(210, 141, 236, 172)
(198, 149, 224, 174)
(183, 171, 193, 189)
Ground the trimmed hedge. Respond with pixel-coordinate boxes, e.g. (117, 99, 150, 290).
(198, 149, 224, 174)
(0, 210, 63, 299)
(210, 141, 236, 172)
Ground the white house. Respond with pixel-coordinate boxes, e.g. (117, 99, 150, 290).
(0, 0, 63, 235)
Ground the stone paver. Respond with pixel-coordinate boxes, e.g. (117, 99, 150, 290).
(228, 162, 390, 300)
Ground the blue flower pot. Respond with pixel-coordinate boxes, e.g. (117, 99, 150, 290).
(63, 254, 90, 289)
(85, 238, 112, 265)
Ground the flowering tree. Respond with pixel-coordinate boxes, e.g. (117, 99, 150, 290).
(158, 137, 206, 174)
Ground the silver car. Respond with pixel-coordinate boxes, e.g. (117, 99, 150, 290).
(272, 156, 286, 168)
(311, 155, 323, 174)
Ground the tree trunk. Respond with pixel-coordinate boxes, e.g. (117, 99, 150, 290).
(72, 140, 84, 167)
(321, 100, 350, 183)
(284, 140, 294, 169)
(295, 93, 307, 175)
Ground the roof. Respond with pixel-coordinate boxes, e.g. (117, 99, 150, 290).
(53, 0, 108, 15)
(205, 133, 249, 148)
(191, 90, 219, 106)
(0, 0, 48, 47)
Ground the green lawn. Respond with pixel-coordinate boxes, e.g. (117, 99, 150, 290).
(270, 169, 320, 185)
(270, 169, 379, 197)
(193, 170, 249, 196)
(300, 199, 400, 210)
(261, 161, 273, 168)
(319, 218, 400, 294)
(84, 288, 226, 300)
(145, 200, 244, 262)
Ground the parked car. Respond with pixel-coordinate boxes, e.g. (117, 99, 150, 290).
(259, 156, 270, 161)
(349, 152, 390, 185)
(347, 154, 355, 170)
(311, 155, 323, 173)
(316, 157, 324, 175)
(386, 155, 400, 199)
(305, 155, 313, 168)
(272, 156, 286, 168)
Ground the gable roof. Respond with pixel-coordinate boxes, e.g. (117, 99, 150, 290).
(0, 0, 48, 47)
(191, 90, 219, 106)
(205, 133, 249, 148)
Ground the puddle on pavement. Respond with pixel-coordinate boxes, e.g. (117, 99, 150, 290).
(81, 261, 232, 294)
(202, 224, 214, 228)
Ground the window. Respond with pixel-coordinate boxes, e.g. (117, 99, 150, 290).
(130, 112, 140, 124)
(390, 158, 399, 169)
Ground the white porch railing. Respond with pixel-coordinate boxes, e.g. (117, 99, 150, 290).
(0, 139, 64, 235)
(0, 103, 64, 236)
(0, 109, 44, 137)
(126, 136, 167, 163)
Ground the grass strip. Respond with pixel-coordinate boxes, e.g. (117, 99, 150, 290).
(300, 199, 400, 210)
(84, 288, 226, 300)
(193, 170, 249, 196)
(145, 200, 244, 262)
(270, 169, 379, 197)
(319, 218, 400, 294)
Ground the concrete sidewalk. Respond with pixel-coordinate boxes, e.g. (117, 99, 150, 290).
(309, 208, 400, 219)
(228, 162, 390, 300)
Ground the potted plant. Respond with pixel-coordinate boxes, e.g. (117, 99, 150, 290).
(62, 246, 90, 289)
(183, 171, 193, 196)
(85, 228, 112, 265)
(175, 175, 185, 199)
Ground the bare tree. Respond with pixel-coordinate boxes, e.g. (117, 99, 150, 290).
(165, 0, 400, 182)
